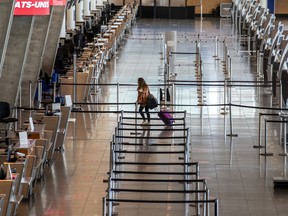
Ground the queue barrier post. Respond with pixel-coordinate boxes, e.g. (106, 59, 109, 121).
(227, 81, 238, 137)
(130, 103, 141, 136)
(260, 119, 274, 156)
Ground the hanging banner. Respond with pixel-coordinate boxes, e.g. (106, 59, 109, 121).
(14, 0, 50, 15)
(50, 0, 67, 6)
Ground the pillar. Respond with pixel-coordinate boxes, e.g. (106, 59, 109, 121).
(76, 0, 84, 22)
(60, 12, 66, 37)
(97, 0, 103, 6)
(67, 3, 75, 29)
(83, 0, 91, 16)
(165, 31, 177, 77)
(91, 0, 97, 10)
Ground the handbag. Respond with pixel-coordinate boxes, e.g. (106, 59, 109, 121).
(0, 165, 6, 180)
(147, 93, 158, 109)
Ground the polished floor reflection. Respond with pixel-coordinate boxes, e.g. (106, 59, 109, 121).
(17, 17, 288, 216)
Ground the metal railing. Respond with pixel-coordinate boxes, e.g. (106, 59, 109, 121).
(102, 110, 218, 216)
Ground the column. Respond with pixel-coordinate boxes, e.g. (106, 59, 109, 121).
(76, 0, 84, 22)
(67, 3, 75, 29)
(165, 31, 177, 77)
(97, 0, 103, 6)
(83, 0, 91, 16)
(91, 0, 97, 11)
(60, 12, 66, 38)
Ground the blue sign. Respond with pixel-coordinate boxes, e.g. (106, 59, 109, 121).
(267, 0, 275, 14)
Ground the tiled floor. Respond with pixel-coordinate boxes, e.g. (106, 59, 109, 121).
(18, 17, 288, 215)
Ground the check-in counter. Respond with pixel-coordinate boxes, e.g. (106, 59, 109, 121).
(21, 155, 36, 198)
(107, 29, 116, 35)
(3, 162, 26, 197)
(55, 106, 71, 151)
(17, 124, 45, 140)
(0, 179, 14, 216)
(2, 166, 23, 213)
(14, 139, 35, 155)
(0, 174, 22, 216)
(97, 38, 109, 44)
(31, 114, 61, 163)
(57, 3, 138, 107)
(116, 18, 124, 22)
(12, 139, 44, 180)
(0, 194, 5, 215)
(1, 136, 43, 199)
(113, 22, 122, 27)
(110, 25, 119, 34)
(60, 71, 89, 103)
(41, 116, 60, 162)
(94, 42, 105, 50)
(0, 4, 139, 214)
(103, 33, 113, 40)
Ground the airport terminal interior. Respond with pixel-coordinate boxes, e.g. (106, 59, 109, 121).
(1, 0, 288, 215)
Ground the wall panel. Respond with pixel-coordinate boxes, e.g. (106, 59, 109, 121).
(187, 0, 232, 14)
(170, 0, 185, 7)
(275, 0, 288, 14)
(186, 0, 288, 15)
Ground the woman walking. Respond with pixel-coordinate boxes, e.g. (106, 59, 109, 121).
(137, 77, 150, 125)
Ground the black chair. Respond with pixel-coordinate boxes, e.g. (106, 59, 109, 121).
(0, 102, 18, 137)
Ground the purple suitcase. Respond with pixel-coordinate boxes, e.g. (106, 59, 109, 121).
(158, 111, 175, 126)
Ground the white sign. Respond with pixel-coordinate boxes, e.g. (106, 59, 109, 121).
(52, 103, 61, 111)
(65, 95, 72, 107)
(29, 117, 34, 131)
(19, 131, 29, 146)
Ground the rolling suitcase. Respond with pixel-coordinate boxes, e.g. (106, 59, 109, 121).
(158, 110, 175, 126)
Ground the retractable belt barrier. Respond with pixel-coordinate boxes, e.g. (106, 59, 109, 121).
(102, 110, 219, 216)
